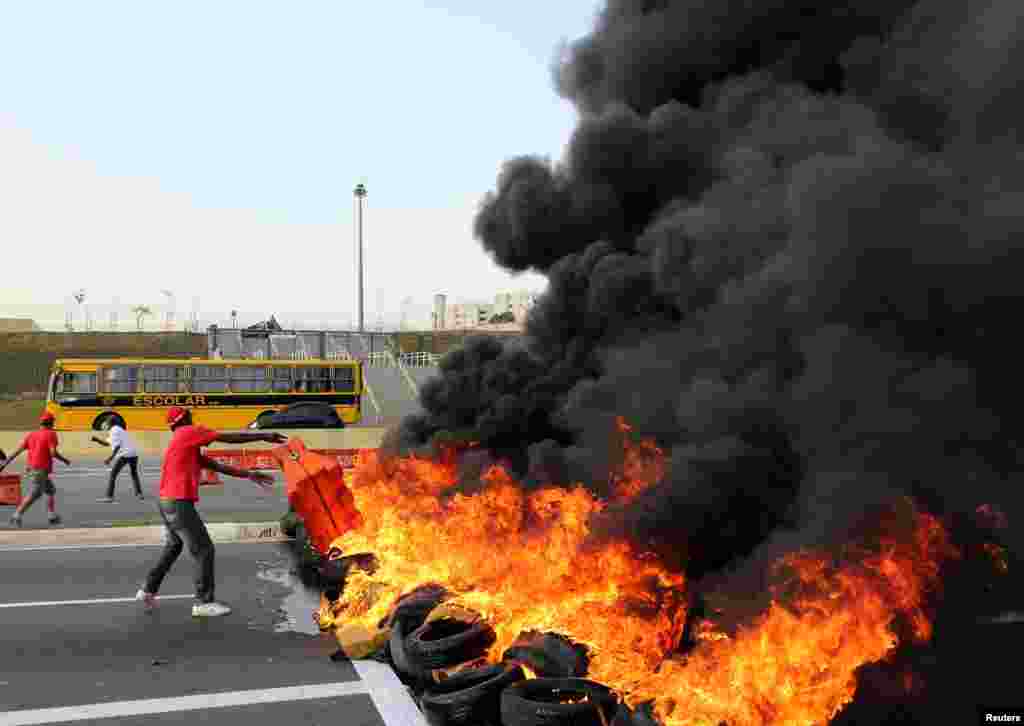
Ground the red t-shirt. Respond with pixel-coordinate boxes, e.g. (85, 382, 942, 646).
(22, 429, 59, 473)
(159, 425, 219, 501)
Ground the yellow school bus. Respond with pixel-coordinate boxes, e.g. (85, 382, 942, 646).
(43, 358, 363, 431)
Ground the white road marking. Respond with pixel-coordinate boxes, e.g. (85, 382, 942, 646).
(0, 542, 171, 552)
(0, 539, 292, 552)
(0, 595, 194, 609)
(353, 660, 430, 726)
(0, 682, 369, 725)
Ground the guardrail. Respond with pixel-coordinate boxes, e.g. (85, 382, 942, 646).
(364, 351, 440, 368)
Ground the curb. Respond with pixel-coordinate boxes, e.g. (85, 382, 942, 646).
(0, 521, 292, 549)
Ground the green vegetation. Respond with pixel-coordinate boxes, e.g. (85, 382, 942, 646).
(0, 331, 206, 396)
(0, 398, 46, 429)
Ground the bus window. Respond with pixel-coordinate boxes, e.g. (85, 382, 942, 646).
(272, 366, 292, 393)
(229, 366, 269, 393)
(332, 364, 355, 391)
(103, 366, 138, 394)
(296, 366, 333, 393)
(192, 365, 228, 393)
(143, 365, 185, 393)
(58, 371, 98, 396)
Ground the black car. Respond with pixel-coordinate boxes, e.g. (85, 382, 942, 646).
(250, 402, 346, 429)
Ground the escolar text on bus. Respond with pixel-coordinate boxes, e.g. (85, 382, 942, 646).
(132, 394, 217, 407)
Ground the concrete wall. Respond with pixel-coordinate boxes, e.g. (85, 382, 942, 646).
(0, 426, 387, 459)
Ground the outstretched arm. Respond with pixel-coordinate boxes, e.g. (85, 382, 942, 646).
(91, 436, 110, 448)
(51, 445, 70, 467)
(200, 454, 275, 490)
(214, 432, 287, 446)
(0, 445, 26, 472)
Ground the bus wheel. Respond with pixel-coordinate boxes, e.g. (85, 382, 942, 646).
(93, 412, 125, 431)
(255, 411, 277, 429)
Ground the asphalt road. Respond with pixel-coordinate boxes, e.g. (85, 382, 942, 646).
(0, 542, 423, 725)
(2, 461, 286, 530)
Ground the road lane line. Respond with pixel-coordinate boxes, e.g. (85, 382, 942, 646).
(0, 682, 369, 725)
(0, 595, 194, 609)
(0, 543, 170, 552)
(352, 660, 429, 726)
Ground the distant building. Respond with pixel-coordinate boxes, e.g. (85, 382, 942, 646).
(0, 318, 40, 332)
(435, 290, 538, 330)
(492, 290, 538, 324)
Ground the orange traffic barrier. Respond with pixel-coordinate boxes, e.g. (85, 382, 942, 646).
(242, 450, 279, 471)
(270, 438, 362, 555)
(316, 449, 361, 469)
(199, 450, 243, 486)
(0, 475, 21, 506)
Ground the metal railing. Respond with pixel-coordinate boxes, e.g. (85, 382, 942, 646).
(363, 351, 440, 368)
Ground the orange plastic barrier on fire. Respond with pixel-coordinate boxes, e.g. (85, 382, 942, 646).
(270, 438, 363, 554)
(0, 475, 21, 506)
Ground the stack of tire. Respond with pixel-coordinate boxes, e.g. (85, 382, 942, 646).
(387, 596, 627, 726)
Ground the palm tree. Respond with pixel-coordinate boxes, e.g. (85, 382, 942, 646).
(132, 305, 153, 331)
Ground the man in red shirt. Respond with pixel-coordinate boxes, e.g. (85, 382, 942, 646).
(1, 412, 70, 527)
(137, 406, 286, 618)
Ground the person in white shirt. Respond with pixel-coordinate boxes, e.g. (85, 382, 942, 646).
(90, 420, 143, 501)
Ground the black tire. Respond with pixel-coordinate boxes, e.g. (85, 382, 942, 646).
(405, 617, 497, 672)
(255, 410, 277, 429)
(500, 678, 618, 726)
(92, 412, 125, 431)
(502, 631, 589, 678)
(384, 584, 449, 628)
(390, 616, 426, 681)
(420, 663, 524, 726)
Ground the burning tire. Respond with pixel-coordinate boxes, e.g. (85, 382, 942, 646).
(502, 632, 589, 678)
(385, 584, 449, 629)
(404, 617, 497, 672)
(390, 615, 425, 681)
(420, 663, 525, 726)
(500, 678, 617, 726)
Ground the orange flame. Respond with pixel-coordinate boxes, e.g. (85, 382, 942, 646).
(311, 426, 956, 726)
(626, 502, 955, 725)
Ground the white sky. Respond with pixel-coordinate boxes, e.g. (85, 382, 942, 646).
(0, 1, 600, 328)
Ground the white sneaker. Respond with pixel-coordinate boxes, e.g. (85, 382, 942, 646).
(192, 601, 232, 618)
(135, 589, 157, 610)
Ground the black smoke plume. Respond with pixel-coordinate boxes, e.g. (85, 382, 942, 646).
(391, 0, 1024, 584)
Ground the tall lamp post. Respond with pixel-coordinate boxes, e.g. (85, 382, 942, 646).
(354, 182, 367, 333)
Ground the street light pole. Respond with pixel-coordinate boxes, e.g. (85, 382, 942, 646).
(354, 182, 367, 333)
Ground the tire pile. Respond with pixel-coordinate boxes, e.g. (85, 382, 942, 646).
(281, 518, 662, 726)
(384, 586, 638, 726)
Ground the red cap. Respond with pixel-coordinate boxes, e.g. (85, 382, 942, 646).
(166, 406, 188, 426)
(39, 411, 55, 424)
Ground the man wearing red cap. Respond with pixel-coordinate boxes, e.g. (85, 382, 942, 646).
(137, 406, 286, 617)
(1, 412, 70, 527)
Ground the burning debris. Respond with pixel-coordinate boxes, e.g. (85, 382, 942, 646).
(284, 429, 987, 725)
(285, 0, 1024, 722)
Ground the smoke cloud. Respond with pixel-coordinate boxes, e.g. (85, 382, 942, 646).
(393, 0, 1024, 578)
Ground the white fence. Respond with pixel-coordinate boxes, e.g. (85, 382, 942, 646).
(364, 351, 440, 368)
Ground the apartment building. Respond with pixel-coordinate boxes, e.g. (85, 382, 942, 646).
(432, 290, 538, 330)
